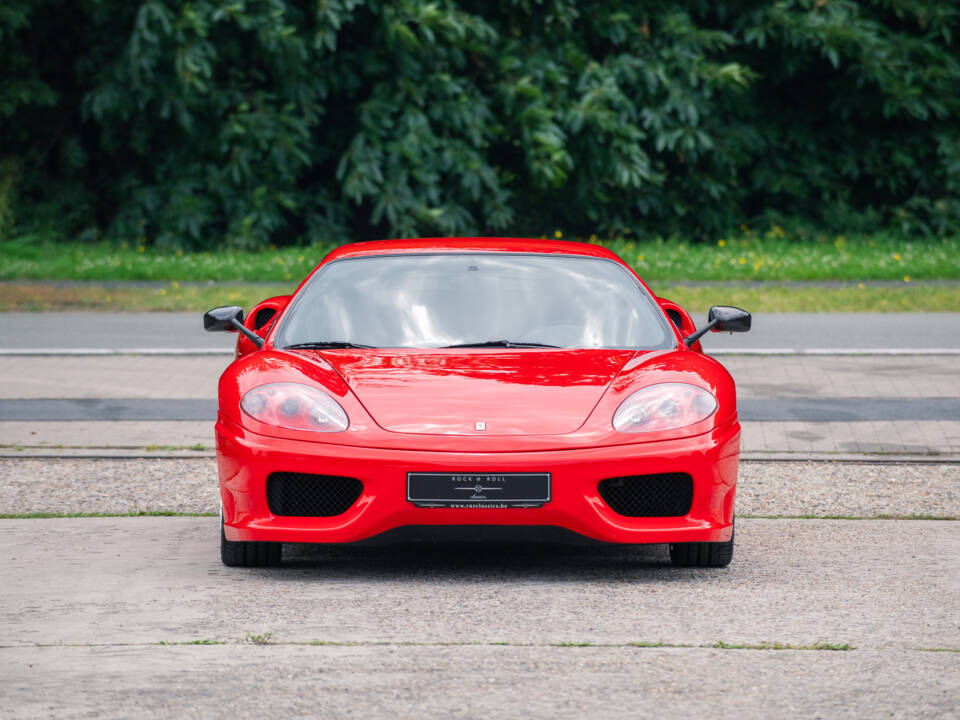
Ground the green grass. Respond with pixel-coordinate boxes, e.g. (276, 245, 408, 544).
(0, 281, 293, 312)
(656, 284, 960, 313)
(713, 641, 852, 651)
(158, 639, 226, 646)
(1, 231, 958, 283)
(244, 632, 273, 646)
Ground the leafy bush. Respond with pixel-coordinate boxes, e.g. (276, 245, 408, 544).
(2, 0, 959, 248)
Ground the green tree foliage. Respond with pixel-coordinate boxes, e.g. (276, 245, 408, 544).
(2, 0, 959, 248)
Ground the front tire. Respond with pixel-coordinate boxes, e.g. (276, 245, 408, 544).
(669, 523, 734, 568)
(221, 513, 282, 567)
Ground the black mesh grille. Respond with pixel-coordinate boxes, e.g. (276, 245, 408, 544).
(253, 307, 276, 330)
(597, 473, 693, 517)
(266, 472, 363, 517)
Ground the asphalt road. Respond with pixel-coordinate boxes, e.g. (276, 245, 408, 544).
(1, 312, 960, 352)
(1, 517, 957, 718)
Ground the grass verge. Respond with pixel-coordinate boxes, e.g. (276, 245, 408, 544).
(2, 281, 957, 312)
(1, 232, 958, 283)
(0, 282, 293, 312)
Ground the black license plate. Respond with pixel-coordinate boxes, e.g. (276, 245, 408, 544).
(407, 472, 551, 508)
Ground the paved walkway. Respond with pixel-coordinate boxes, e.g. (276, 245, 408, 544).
(0, 517, 956, 718)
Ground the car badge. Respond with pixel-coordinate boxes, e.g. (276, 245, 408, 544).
(475, 421, 486, 431)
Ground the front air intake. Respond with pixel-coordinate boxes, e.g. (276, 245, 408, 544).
(266, 472, 363, 517)
(597, 473, 693, 517)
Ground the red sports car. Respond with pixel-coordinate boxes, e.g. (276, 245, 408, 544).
(205, 238, 750, 568)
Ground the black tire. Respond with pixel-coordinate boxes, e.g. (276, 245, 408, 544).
(221, 515, 282, 567)
(669, 523, 734, 568)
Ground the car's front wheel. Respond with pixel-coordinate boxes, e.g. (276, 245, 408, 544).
(220, 509, 282, 567)
(669, 523, 734, 568)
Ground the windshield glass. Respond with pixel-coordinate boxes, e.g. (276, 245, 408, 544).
(274, 253, 674, 350)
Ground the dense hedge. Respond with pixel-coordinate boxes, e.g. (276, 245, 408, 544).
(2, 0, 959, 248)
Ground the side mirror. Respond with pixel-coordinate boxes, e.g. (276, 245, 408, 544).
(708, 305, 751, 333)
(204, 305, 244, 332)
(203, 305, 265, 349)
(683, 305, 751, 347)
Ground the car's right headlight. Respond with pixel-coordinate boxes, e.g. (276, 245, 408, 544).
(241, 382, 349, 432)
(612, 383, 718, 433)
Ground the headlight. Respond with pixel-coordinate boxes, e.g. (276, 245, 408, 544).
(612, 383, 718, 433)
(241, 383, 349, 432)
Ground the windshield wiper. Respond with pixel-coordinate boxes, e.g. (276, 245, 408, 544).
(284, 341, 378, 350)
(441, 340, 561, 349)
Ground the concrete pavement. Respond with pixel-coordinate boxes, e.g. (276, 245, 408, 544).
(0, 517, 957, 718)
(12, 517, 954, 649)
(1, 645, 956, 720)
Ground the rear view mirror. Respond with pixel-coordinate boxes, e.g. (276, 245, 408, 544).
(708, 305, 751, 333)
(683, 305, 751, 347)
(204, 305, 244, 332)
(203, 305, 265, 349)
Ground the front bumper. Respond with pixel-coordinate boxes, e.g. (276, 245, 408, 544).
(216, 415, 740, 545)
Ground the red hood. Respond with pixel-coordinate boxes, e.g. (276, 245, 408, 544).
(318, 349, 637, 435)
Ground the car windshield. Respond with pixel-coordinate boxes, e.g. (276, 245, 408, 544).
(274, 253, 674, 350)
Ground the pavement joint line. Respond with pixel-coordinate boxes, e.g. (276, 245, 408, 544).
(0, 640, 867, 652)
(10, 640, 958, 653)
(2, 348, 960, 356)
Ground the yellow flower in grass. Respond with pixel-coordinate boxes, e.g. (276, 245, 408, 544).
(903, 275, 911, 283)
(894, 253, 901, 261)
(718, 239, 726, 247)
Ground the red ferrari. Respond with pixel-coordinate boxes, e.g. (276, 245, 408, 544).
(205, 238, 750, 568)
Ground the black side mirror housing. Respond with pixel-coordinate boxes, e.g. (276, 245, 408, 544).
(708, 305, 752, 333)
(683, 305, 751, 347)
(203, 305, 266, 349)
(204, 305, 244, 332)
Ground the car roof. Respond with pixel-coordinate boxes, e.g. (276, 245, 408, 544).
(321, 237, 624, 263)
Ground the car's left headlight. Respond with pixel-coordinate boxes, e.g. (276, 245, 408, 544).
(613, 383, 718, 433)
(241, 382, 349, 432)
